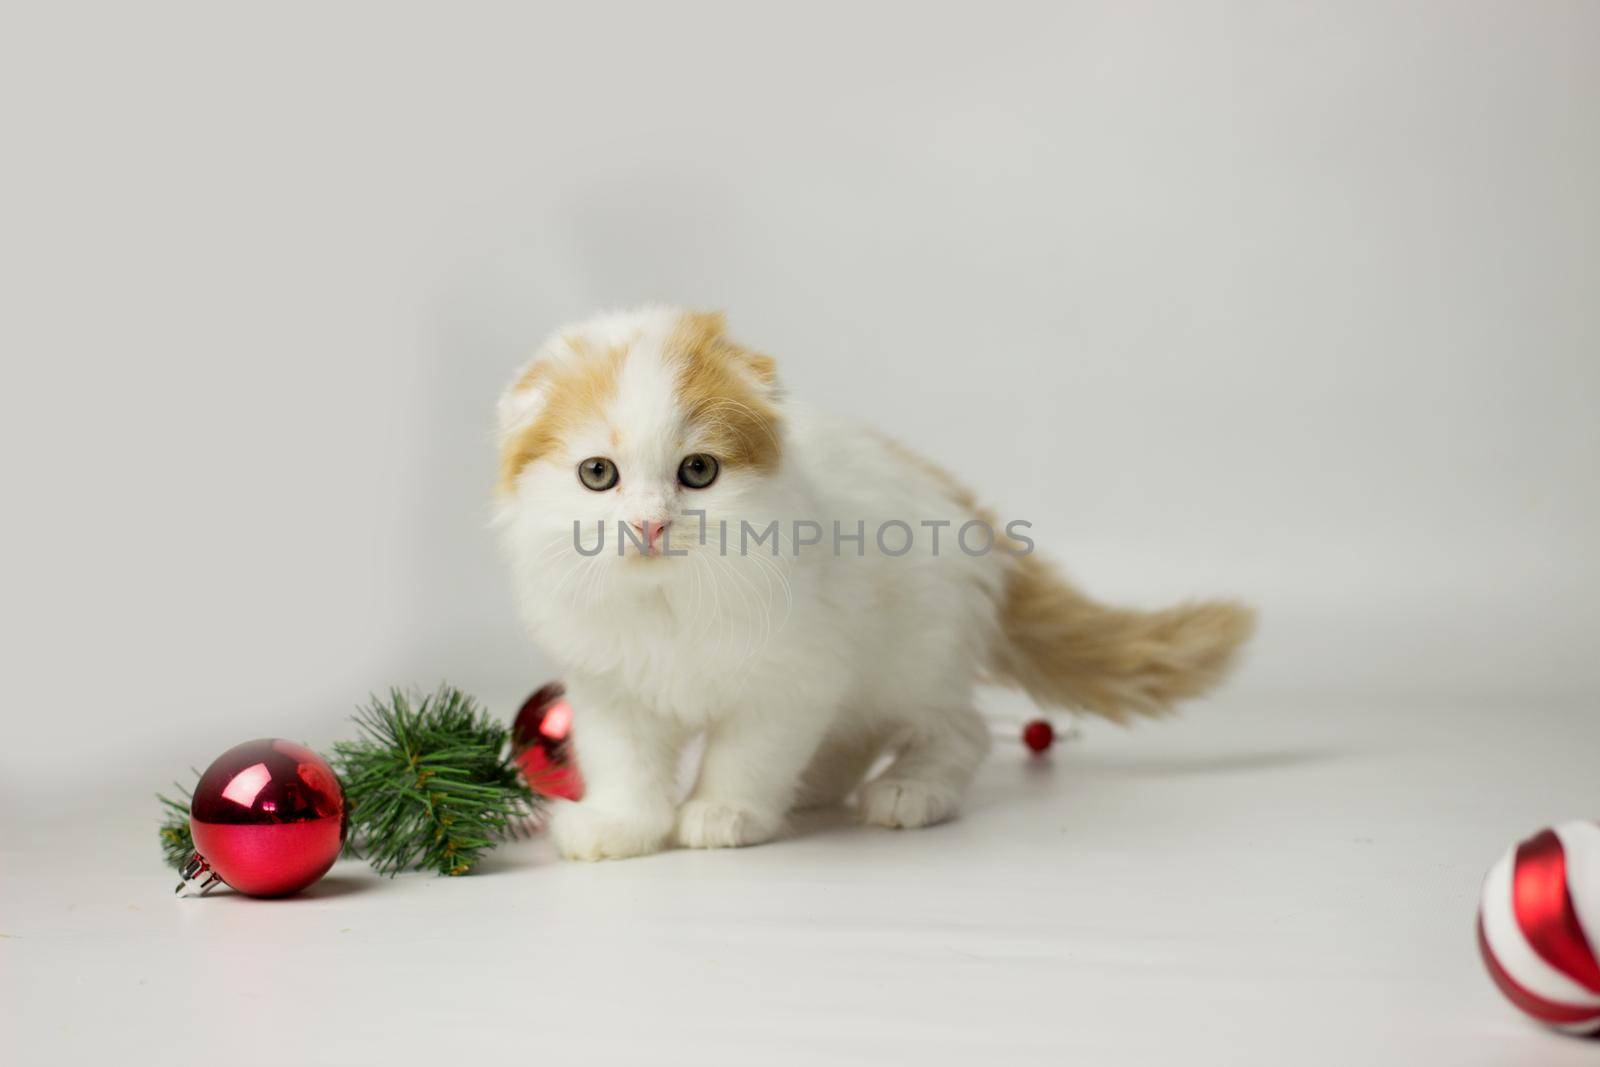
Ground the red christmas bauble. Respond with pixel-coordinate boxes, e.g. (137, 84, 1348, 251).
(512, 682, 584, 801)
(1477, 821, 1600, 1035)
(180, 738, 347, 898)
(1022, 719, 1055, 754)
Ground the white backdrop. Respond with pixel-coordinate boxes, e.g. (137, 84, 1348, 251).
(2, 1, 1596, 798)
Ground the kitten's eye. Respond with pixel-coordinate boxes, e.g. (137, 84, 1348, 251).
(677, 453, 719, 489)
(577, 457, 619, 491)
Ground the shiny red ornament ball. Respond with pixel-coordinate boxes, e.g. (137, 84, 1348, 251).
(179, 738, 347, 898)
(1477, 820, 1600, 1035)
(1022, 719, 1055, 754)
(512, 682, 584, 801)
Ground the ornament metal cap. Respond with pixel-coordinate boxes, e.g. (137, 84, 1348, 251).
(175, 851, 223, 897)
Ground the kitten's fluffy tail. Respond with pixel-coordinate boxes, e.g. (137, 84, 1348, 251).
(987, 554, 1255, 723)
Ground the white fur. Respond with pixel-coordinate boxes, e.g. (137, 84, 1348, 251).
(495, 308, 1000, 860)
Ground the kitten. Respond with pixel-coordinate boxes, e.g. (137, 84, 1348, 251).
(494, 307, 1254, 861)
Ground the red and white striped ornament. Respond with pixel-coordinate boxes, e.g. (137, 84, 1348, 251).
(1477, 820, 1600, 1036)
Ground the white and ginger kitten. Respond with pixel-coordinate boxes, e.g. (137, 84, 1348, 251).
(494, 307, 1254, 861)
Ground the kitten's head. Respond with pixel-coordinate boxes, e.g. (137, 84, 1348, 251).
(495, 306, 784, 584)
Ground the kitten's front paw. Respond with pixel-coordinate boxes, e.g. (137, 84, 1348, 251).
(549, 802, 672, 862)
(676, 800, 782, 849)
(859, 778, 960, 829)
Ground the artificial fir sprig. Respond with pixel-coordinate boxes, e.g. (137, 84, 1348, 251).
(333, 685, 537, 877)
(156, 784, 195, 871)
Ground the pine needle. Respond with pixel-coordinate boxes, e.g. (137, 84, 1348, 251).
(157, 784, 195, 872)
(333, 685, 538, 877)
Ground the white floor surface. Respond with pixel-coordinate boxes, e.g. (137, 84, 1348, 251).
(4, 698, 1597, 1065)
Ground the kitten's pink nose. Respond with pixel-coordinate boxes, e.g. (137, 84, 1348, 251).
(631, 519, 671, 555)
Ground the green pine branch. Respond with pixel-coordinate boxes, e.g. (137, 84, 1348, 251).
(157, 783, 195, 871)
(333, 685, 538, 877)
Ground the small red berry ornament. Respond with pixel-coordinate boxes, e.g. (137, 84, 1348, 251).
(1022, 719, 1055, 754)
(512, 683, 584, 801)
(1477, 821, 1600, 1035)
(177, 739, 347, 898)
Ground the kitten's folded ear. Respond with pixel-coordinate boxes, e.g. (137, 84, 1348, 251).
(736, 346, 780, 395)
(681, 310, 781, 398)
(496, 338, 564, 442)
